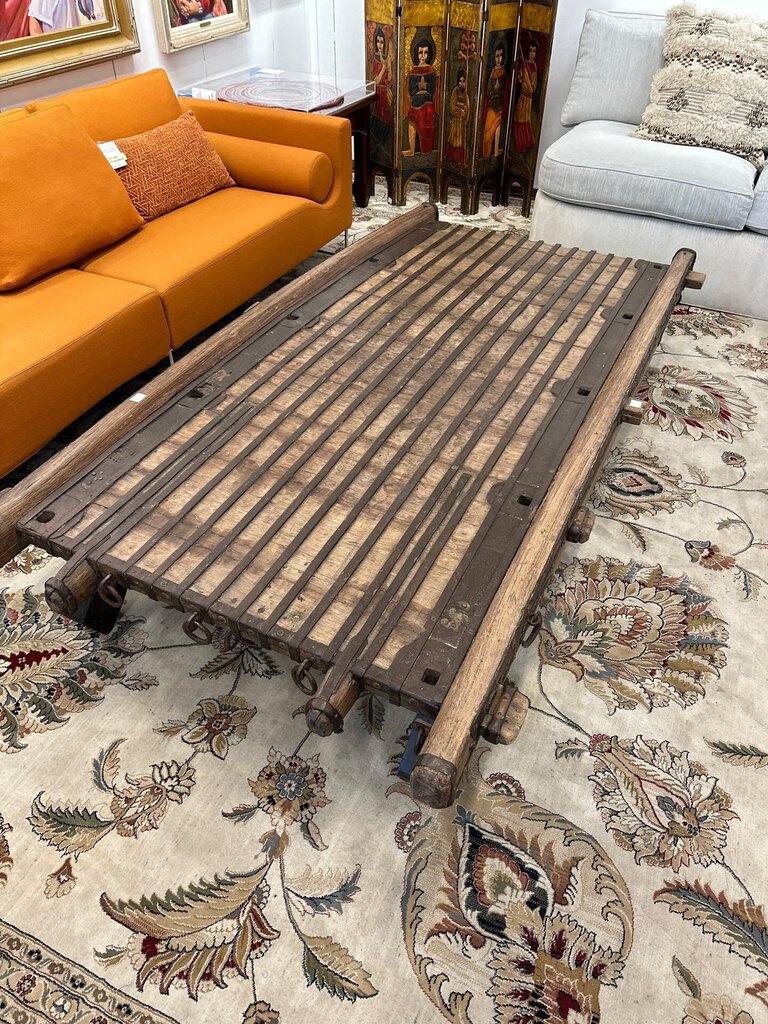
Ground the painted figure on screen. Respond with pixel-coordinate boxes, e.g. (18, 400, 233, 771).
(513, 36, 538, 152)
(482, 39, 508, 159)
(370, 23, 394, 147)
(403, 33, 437, 156)
(446, 66, 469, 164)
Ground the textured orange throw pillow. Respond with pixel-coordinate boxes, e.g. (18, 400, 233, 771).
(113, 111, 235, 221)
(0, 106, 143, 291)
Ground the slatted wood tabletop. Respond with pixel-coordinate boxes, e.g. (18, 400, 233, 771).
(11, 206, 696, 806)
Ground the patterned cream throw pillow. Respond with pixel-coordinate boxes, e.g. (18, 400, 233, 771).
(634, 3, 768, 168)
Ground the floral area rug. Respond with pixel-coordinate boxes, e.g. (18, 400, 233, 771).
(344, 180, 531, 245)
(2, 236, 768, 1023)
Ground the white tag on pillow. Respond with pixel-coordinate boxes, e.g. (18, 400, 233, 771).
(97, 141, 128, 170)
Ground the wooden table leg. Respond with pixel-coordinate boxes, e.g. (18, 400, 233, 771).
(83, 581, 127, 634)
(350, 105, 372, 208)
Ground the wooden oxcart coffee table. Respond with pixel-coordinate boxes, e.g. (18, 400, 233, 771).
(0, 206, 701, 808)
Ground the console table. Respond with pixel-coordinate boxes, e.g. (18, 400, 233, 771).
(180, 69, 376, 208)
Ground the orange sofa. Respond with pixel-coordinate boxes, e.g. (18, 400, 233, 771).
(0, 69, 352, 478)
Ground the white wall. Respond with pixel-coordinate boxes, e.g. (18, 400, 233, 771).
(0, 0, 356, 110)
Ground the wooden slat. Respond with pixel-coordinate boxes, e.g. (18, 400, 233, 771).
(2, 203, 441, 565)
(39, 223, 470, 559)
(292, 249, 611, 669)
(297, 251, 650, 723)
(374, 253, 661, 703)
(134, 230, 525, 602)
(227, 241, 570, 632)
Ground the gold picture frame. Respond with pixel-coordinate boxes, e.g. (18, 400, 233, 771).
(0, 0, 139, 88)
(152, 0, 249, 53)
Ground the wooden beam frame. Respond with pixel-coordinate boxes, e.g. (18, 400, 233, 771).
(410, 248, 697, 808)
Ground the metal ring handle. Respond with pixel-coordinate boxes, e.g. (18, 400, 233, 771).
(521, 610, 542, 648)
(291, 658, 318, 695)
(97, 574, 124, 609)
(183, 612, 214, 645)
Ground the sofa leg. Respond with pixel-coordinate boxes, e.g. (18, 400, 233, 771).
(168, 349, 175, 366)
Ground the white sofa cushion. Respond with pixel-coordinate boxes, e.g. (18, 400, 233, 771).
(531, 191, 768, 319)
(562, 10, 665, 128)
(538, 121, 757, 231)
(747, 170, 768, 235)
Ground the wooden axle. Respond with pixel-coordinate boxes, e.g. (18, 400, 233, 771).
(565, 507, 595, 544)
(481, 682, 529, 744)
(45, 559, 100, 617)
(305, 672, 361, 736)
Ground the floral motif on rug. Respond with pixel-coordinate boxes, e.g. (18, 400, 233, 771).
(0, 300, 766, 1024)
(637, 364, 756, 442)
(0, 589, 154, 753)
(399, 749, 632, 1022)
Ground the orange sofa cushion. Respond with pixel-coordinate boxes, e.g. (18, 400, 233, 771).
(208, 132, 333, 203)
(0, 106, 144, 291)
(115, 112, 234, 221)
(0, 270, 170, 477)
(81, 187, 340, 347)
(181, 96, 352, 229)
(0, 108, 26, 123)
(28, 69, 182, 140)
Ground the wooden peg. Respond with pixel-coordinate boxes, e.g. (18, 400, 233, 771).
(565, 507, 595, 544)
(481, 682, 530, 744)
(620, 398, 644, 425)
(683, 271, 706, 291)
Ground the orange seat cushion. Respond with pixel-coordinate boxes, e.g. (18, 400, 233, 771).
(208, 132, 333, 203)
(80, 187, 336, 347)
(0, 106, 144, 291)
(0, 270, 170, 477)
(115, 112, 234, 221)
(28, 69, 182, 140)
(0, 108, 26, 123)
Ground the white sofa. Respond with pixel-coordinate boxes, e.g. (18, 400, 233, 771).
(531, 9, 768, 318)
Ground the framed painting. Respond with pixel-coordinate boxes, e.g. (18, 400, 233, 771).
(0, 0, 139, 87)
(152, 0, 249, 53)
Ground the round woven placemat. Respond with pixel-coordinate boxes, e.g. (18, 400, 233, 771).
(218, 78, 344, 112)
